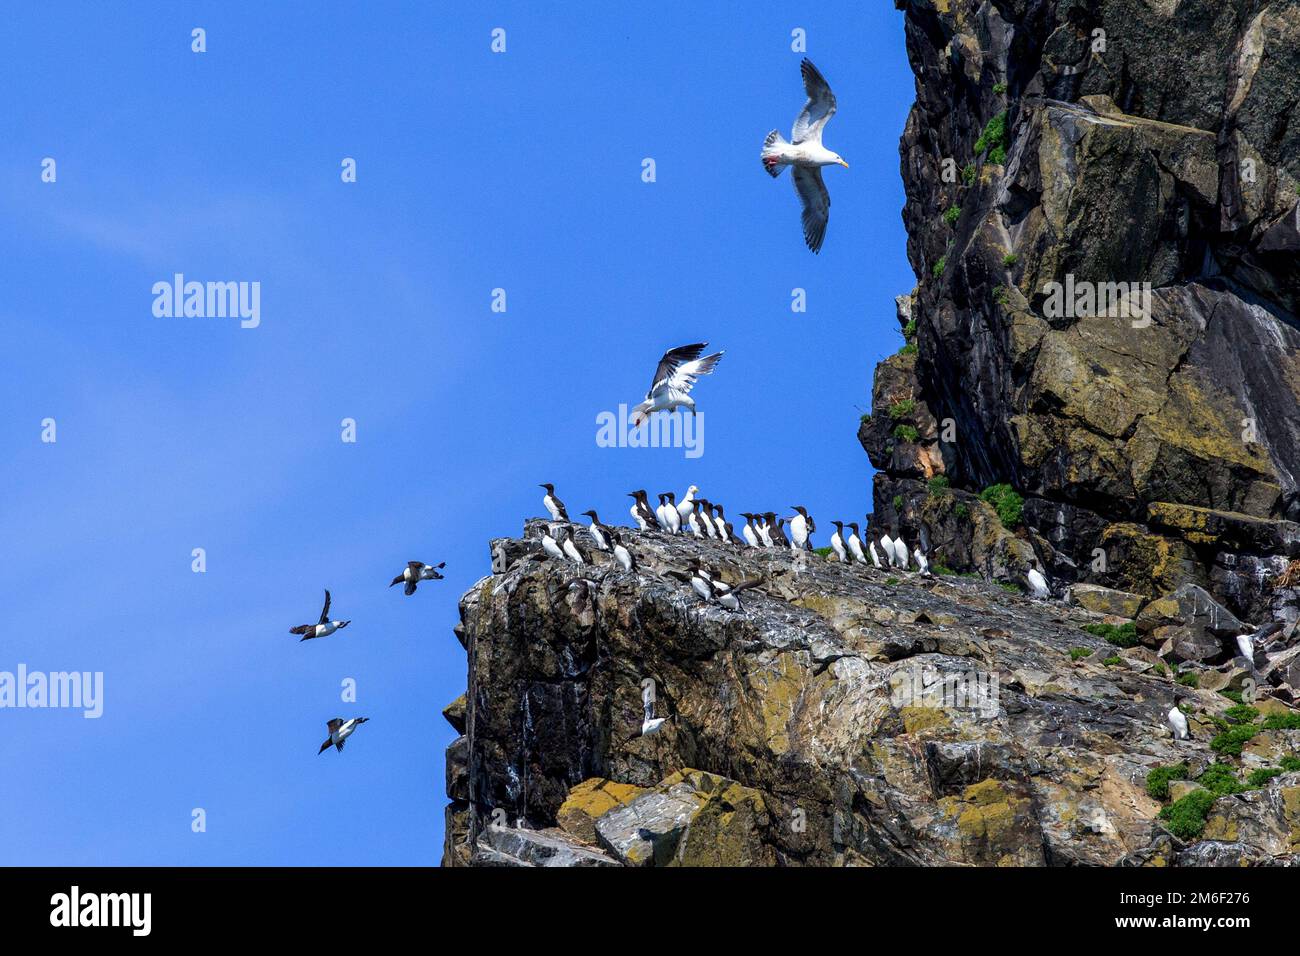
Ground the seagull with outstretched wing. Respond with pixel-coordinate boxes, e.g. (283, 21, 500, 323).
(760, 59, 848, 253)
(629, 342, 724, 428)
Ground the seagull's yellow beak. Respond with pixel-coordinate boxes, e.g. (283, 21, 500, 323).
(839, 159, 850, 169)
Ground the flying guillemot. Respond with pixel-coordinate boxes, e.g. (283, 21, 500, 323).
(389, 561, 446, 596)
(318, 716, 369, 754)
(290, 590, 351, 641)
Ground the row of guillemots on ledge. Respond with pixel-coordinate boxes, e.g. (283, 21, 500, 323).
(533, 481, 1300, 746)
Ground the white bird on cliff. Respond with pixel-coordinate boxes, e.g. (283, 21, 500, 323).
(892, 533, 909, 570)
(641, 695, 670, 737)
(629, 343, 725, 428)
(559, 527, 587, 565)
(611, 532, 637, 572)
(580, 511, 612, 551)
(1027, 559, 1050, 599)
(830, 521, 848, 562)
(540, 526, 565, 561)
(880, 532, 896, 567)
(761, 59, 849, 254)
(913, 545, 930, 577)
(1235, 632, 1255, 664)
(1168, 700, 1190, 741)
(540, 483, 569, 522)
(677, 485, 699, 521)
(846, 523, 868, 563)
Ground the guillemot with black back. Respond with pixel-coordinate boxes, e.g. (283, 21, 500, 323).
(830, 521, 847, 562)
(540, 525, 565, 561)
(389, 561, 446, 596)
(540, 483, 569, 522)
(790, 506, 814, 551)
(290, 590, 351, 641)
(580, 510, 612, 551)
(628, 490, 656, 530)
(318, 716, 369, 754)
(610, 532, 637, 572)
(559, 526, 588, 564)
(846, 522, 868, 563)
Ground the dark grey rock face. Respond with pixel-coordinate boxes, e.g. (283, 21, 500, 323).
(870, 1, 1300, 622)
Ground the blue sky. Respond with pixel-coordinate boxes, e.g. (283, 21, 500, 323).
(0, 2, 915, 864)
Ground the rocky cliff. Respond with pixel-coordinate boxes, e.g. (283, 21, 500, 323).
(865, 0, 1300, 623)
(442, 520, 1300, 866)
(439, 2, 1300, 866)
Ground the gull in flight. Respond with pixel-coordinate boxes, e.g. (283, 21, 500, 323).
(629, 343, 724, 428)
(761, 58, 848, 254)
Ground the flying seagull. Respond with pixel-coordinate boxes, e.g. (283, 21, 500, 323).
(389, 561, 445, 596)
(629, 343, 724, 428)
(761, 58, 848, 254)
(318, 716, 369, 754)
(290, 589, 350, 641)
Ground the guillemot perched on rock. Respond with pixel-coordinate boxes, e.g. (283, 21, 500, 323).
(696, 500, 717, 539)
(629, 342, 725, 428)
(290, 590, 350, 641)
(880, 531, 896, 567)
(712, 504, 732, 542)
(892, 531, 909, 570)
(628, 490, 655, 530)
(610, 532, 637, 572)
(655, 494, 671, 531)
(846, 522, 868, 563)
(318, 716, 369, 754)
(754, 513, 773, 547)
(540, 483, 569, 522)
(540, 526, 565, 561)
(664, 493, 682, 534)
(790, 506, 814, 552)
(830, 521, 847, 562)
(389, 561, 446, 596)
(558, 527, 588, 564)
(740, 513, 760, 548)
(580, 511, 612, 551)
(764, 513, 790, 548)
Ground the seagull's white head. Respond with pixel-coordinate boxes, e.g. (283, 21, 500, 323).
(833, 153, 849, 168)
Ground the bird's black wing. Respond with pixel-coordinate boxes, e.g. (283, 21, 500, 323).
(318, 589, 331, 625)
(647, 343, 707, 396)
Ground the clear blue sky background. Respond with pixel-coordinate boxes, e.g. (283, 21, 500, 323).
(0, 2, 914, 864)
